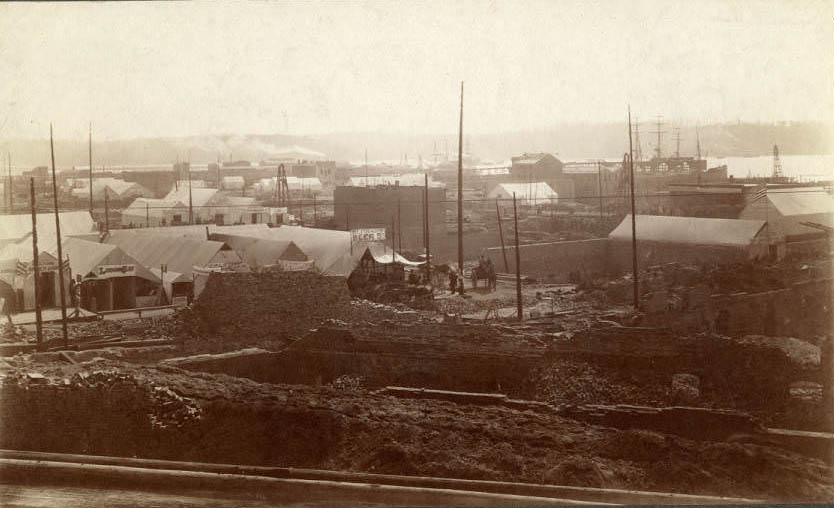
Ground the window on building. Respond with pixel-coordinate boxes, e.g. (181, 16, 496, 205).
(215, 214, 225, 225)
(172, 214, 182, 224)
(251, 213, 259, 224)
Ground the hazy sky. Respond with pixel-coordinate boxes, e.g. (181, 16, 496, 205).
(0, 0, 831, 140)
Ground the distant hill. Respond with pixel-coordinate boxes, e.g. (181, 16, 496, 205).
(2, 121, 831, 169)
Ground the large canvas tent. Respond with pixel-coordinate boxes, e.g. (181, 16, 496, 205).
(0, 211, 96, 248)
(609, 214, 769, 265)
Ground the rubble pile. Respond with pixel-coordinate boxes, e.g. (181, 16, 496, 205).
(1, 359, 833, 502)
(184, 271, 356, 342)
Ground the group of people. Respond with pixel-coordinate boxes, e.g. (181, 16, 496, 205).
(445, 254, 497, 295)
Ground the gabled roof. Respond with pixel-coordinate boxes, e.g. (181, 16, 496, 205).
(489, 182, 557, 201)
(609, 215, 767, 247)
(348, 174, 440, 188)
(76, 223, 271, 241)
(100, 233, 230, 277)
(765, 188, 834, 216)
(164, 186, 219, 208)
(122, 198, 188, 219)
(0, 211, 96, 243)
(214, 235, 307, 269)
(58, 237, 160, 283)
(511, 153, 560, 165)
(238, 225, 357, 276)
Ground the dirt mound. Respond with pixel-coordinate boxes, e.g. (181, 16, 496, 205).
(3, 359, 834, 502)
(184, 271, 353, 342)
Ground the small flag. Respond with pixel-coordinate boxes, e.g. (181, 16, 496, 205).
(15, 260, 29, 277)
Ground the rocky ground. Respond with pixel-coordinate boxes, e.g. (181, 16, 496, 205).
(1, 359, 833, 503)
(1, 268, 832, 503)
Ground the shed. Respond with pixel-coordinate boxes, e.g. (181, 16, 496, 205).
(609, 214, 769, 265)
(58, 237, 162, 311)
(739, 186, 834, 239)
(99, 233, 241, 280)
(210, 233, 309, 271)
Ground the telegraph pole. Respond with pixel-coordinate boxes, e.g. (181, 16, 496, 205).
(397, 198, 402, 253)
(30, 178, 43, 349)
(6, 153, 12, 213)
(597, 161, 604, 220)
(49, 125, 69, 347)
(496, 199, 509, 272)
(89, 123, 93, 216)
(391, 215, 396, 259)
(457, 81, 465, 293)
(513, 192, 521, 321)
(424, 173, 431, 283)
(104, 191, 110, 234)
(188, 166, 194, 224)
(628, 107, 639, 310)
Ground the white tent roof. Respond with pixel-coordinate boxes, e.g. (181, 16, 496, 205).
(488, 182, 557, 202)
(609, 215, 767, 247)
(0, 211, 96, 244)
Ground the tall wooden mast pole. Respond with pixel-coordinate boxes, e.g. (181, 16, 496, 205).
(424, 173, 431, 284)
(30, 178, 43, 349)
(496, 199, 509, 272)
(49, 124, 69, 347)
(89, 123, 94, 216)
(7, 153, 13, 213)
(457, 81, 464, 293)
(513, 192, 522, 321)
(188, 166, 193, 224)
(628, 107, 639, 310)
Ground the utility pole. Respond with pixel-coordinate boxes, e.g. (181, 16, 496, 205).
(496, 199, 509, 272)
(313, 194, 317, 226)
(597, 161, 604, 221)
(457, 81, 465, 293)
(397, 198, 402, 253)
(49, 125, 69, 347)
(104, 191, 109, 234)
(633, 118, 643, 165)
(628, 107, 639, 310)
(391, 214, 396, 260)
(424, 173, 431, 283)
(673, 127, 681, 158)
(30, 178, 43, 349)
(513, 192, 521, 321)
(188, 166, 193, 224)
(772, 145, 783, 179)
(89, 123, 93, 216)
(347, 204, 352, 255)
(6, 153, 12, 213)
(146, 201, 150, 227)
(695, 125, 702, 160)
(364, 148, 368, 186)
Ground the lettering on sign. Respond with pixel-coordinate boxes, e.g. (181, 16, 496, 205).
(96, 264, 135, 278)
(351, 228, 386, 243)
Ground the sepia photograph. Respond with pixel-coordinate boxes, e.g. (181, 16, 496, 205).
(0, 0, 832, 506)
